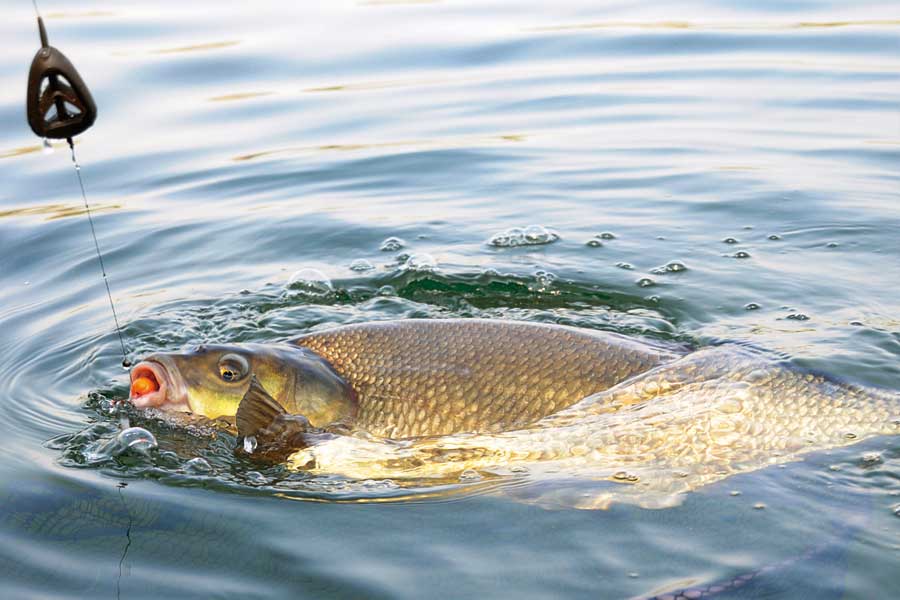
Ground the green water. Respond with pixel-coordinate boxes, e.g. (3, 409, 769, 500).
(1, 1, 898, 598)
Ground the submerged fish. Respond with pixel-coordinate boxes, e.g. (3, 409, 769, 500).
(129, 319, 899, 504)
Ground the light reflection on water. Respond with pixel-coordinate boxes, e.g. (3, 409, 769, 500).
(0, 0, 898, 598)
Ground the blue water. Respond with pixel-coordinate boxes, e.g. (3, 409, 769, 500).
(1, 1, 898, 598)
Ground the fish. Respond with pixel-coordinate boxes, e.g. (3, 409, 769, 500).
(129, 319, 899, 503)
(271, 345, 898, 506)
(130, 319, 678, 437)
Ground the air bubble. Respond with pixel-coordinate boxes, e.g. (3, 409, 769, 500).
(733, 251, 751, 259)
(636, 277, 655, 288)
(599, 232, 616, 240)
(585, 239, 603, 248)
(652, 261, 687, 275)
(402, 253, 437, 272)
(892, 504, 900, 518)
(185, 457, 212, 473)
(380, 237, 405, 252)
(753, 502, 766, 510)
(744, 303, 760, 311)
(768, 234, 781, 241)
(459, 469, 482, 482)
(730, 490, 741, 496)
(786, 313, 809, 321)
(116, 427, 157, 454)
(525, 224, 555, 244)
(531, 270, 557, 291)
(361, 479, 398, 490)
(616, 262, 634, 270)
(489, 225, 558, 247)
(723, 237, 739, 244)
(287, 268, 333, 296)
(826, 242, 839, 248)
(860, 452, 882, 466)
(349, 259, 374, 272)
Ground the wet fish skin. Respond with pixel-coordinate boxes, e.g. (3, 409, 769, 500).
(292, 319, 679, 438)
(287, 345, 899, 501)
(234, 375, 346, 463)
(130, 319, 677, 438)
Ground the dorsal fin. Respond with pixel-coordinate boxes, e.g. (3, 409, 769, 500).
(236, 375, 287, 438)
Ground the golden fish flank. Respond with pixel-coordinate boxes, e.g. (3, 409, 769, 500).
(287, 346, 898, 498)
(293, 319, 676, 437)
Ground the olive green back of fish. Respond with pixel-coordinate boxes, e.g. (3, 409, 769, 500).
(292, 319, 679, 437)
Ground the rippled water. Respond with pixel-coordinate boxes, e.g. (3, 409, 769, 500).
(1, 1, 899, 598)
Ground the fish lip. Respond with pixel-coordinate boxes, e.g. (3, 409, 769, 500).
(129, 357, 189, 411)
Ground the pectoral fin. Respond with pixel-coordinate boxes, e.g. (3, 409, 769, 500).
(236, 375, 287, 438)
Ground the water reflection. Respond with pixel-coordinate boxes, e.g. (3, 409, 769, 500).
(0, 202, 122, 221)
(0, 0, 898, 597)
(526, 19, 900, 33)
(232, 133, 526, 161)
(151, 40, 241, 55)
(208, 91, 273, 102)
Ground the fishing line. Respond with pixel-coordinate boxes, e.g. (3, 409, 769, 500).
(68, 138, 131, 367)
(116, 481, 133, 600)
(25, 3, 131, 368)
(24, 12, 137, 592)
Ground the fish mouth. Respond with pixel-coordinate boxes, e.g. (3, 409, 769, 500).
(129, 357, 189, 411)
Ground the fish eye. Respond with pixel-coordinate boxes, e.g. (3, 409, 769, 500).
(217, 354, 249, 383)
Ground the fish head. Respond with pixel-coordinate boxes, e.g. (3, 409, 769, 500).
(129, 343, 356, 426)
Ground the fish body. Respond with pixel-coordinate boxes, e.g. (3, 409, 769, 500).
(128, 318, 899, 501)
(131, 319, 679, 436)
(278, 345, 898, 501)
(291, 319, 678, 437)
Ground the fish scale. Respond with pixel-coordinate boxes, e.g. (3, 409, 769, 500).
(289, 345, 899, 500)
(293, 319, 678, 438)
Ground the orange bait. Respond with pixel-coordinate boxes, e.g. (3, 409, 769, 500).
(131, 376, 159, 396)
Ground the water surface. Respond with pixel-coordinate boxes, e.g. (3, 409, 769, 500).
(1, 0, 898, 598)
